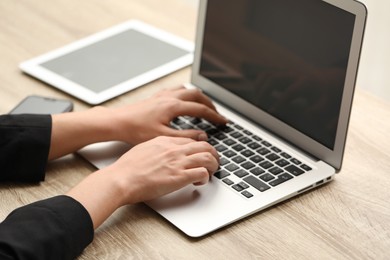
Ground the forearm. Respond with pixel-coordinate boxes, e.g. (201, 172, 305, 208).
(66, 167, 126, 229)
(49, 106, 117, 160)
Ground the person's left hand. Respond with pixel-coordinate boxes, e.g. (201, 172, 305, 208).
(108, 86, 228, 145)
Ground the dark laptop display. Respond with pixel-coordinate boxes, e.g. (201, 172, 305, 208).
(200, 0, 356, 150)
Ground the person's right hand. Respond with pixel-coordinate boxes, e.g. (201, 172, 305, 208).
(66, 136, 219, 229)
(109, 135, 220, 205)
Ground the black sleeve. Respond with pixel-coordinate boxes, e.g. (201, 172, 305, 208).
(0, 195, 94, 260)
(0, 114, 51, 182)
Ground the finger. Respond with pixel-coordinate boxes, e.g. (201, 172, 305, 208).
(154, 135, 196, 146)
(163, 126, 209, 141)
(172, 101, 228, 125)
(172, 88, 217, 111)
(153, 86, 185, 97)
(181, 151, 219, 175)
(181, 141, 219, 162)
(184, 167, 210, 186)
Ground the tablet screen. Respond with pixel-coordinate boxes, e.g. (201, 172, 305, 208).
(40, 29, 190, 93)
(20, 20, 194, 104)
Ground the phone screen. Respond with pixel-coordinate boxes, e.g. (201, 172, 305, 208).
(9, 95, 73, 115)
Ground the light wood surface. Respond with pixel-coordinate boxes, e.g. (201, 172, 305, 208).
(1, 1, 390, 259)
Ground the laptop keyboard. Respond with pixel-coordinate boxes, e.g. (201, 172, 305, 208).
(171, 116, 312, 199)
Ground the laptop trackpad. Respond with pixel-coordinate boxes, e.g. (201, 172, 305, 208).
(146, 179, 249, 237)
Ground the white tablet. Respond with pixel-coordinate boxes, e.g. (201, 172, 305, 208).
(20, 20, 194, 105)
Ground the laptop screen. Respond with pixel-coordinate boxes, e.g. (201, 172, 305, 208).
(199, 0, 356, 150)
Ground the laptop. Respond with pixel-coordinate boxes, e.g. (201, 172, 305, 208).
(79, 0, 367, 237)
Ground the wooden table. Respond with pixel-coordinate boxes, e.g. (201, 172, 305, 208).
(1, 1, 389, 259)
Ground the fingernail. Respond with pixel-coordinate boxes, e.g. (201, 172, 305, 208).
(197, 133, 208, 141)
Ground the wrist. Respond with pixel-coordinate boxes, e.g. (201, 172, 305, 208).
(83, 106, 119, 142)
(102, 165, 137, 206)
(66, 168, 126, 229)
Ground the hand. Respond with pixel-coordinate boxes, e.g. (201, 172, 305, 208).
(110, 86, 228, 145)
(108, 136, 220, 204)
(66, 136, 219, 228)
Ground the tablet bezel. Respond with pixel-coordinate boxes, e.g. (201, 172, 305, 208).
(20, 20, 194, 105)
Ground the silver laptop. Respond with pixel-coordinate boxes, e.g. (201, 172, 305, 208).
(79, 0, 366, 237)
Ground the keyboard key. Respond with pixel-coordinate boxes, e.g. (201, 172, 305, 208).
(250, 167, 265, 176)
(220, 126, 234, 133)
(252, 135, 262, 141)
(173, 117, 185, 125)
(219, 157, 230, 166)
(269, 166, 283, 175)
(223, 150, 237, 158)
(271, 146, 281, 153)
(230, 132, 243, 139)
(222, 178, 234, 185)
(196, 123, 211, 130)
(225, 163, 239, 172)
(180, 123, 193, 130)
(189, 117, 202, 124)
(242, 130, 253, 136)
(279, 173, 293, 181)
(215, 144, 228, 152)
(257, 147, 270, 155)
(208, 138, 218, 146)
(241, 190, 253, 198)
(223, 138, 236, 146)
(241, 150, 255, 158)
(238, 136, 252, 144)
(259, 161, 273, 169)
(241, 161, 255, 170)
(206, 128, 219, 136)
(280, 152, 292, 159)
(232, 155, 246, 164)
(266, 153, 280, 161)
(243, 175, 270, 192)
(285, 165, 304, 176)
(232, 184, 244, 192)
(259, 173, 275, 182)
(250, 155, 264, 163)
(232, 144, 245, 151)
(233, 124, 243, 130)
(262, 141, 272, 147)
(215, 133, 228, 140)
(214, 170, 230, 179)
(291, 158, 302, 165)
(234, 169, 248, 178)
(301, 164, 312, 171)
(275, 159, 289, 167)
(238, 181, 250, 189)
(269, 173, 293, 186)
(248, 142, 261, 150)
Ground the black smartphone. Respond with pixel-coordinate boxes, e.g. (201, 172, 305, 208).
(9, 95, 73, 115)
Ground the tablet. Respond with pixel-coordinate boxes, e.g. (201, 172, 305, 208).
(20, 20, 194, 104)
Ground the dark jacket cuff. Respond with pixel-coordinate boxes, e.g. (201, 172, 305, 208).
(0, 114, 52, 182)
(0, 195, 94, 260)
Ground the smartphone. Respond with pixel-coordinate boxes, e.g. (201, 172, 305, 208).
(9, 95, 73, 115)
